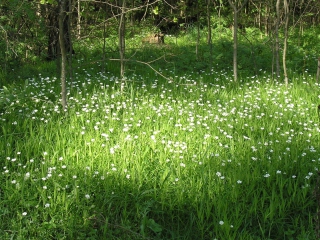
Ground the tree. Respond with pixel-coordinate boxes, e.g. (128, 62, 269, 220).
(227, 0, 249, 82)
(43, 0, 72, 61)
(275, 0, 280, 78)
(206, 0, 212, 65)
(58, 0, 67, 110)
(119, 0, 126, 80)
(283, 0, 289, 87)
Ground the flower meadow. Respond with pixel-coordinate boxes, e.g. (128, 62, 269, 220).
(0, 68, 320, 239)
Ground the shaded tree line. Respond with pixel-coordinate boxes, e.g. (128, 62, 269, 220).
(1, 0, 319, 64)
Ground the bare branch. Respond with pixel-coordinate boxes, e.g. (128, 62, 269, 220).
(109, 56, 174, 83)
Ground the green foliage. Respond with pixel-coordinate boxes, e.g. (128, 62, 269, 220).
(0, 0, 47, 76)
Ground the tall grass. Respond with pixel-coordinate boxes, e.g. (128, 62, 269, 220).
(1, 65, 319, 239)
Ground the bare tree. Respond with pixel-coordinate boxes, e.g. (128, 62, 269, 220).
(317, 57, 320, 83)
(207, 0, 212, 65)
(275, 0, 280, 78)
(58, 0, 67, 110)
(227, 0, 248, 82)
(77, 0, 81, 39)
(196, 0, 200, 60)
(119, 0, 126, 80)
(283, 0, 289, 87)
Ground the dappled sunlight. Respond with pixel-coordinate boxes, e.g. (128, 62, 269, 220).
(1, 68, 319, 238)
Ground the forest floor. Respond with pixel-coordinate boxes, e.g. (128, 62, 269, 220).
(0, 27, 320, 239)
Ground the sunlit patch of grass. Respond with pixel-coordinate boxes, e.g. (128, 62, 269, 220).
(1, 67, 319, 239)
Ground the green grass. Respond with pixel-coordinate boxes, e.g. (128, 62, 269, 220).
(1, 68, 319, 239)
(1, 26, 320, 239)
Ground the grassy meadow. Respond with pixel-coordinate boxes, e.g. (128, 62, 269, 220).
(1, 27, 320, 239)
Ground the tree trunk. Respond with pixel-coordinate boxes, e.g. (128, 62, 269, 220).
(77, 0, 81, 39)
(207, 0, 213, 65)
(232, 7, 238, 82)
(102, 1, 107, 73)
(196, 1, 200, 60)
(68, 0, 73, 83)
(283, 0, 289, 87)
(59, 0, 67, 111)
(46, 2, 72, 61)
(317, 57, 320, 83)
(227, 0, 248, 82)
(119, 0, 126, 80)
(275, 0, 280, 78)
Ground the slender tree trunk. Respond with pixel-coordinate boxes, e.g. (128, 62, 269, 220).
(59, 0, 67, 110)
(228, 0, 248, 82)
(102, 1, 107, 73)
(265, 4, 268, 36)
(77, 0, 81, 39)
(207, 0, 213, 65)
(119, 0, 126, 91)
(275, 0, 280, 78)
(119, 0, 126, 78)
(283, 0, 289, 87)
(217, 1, 222, 38)
(232, 8, 238, 82)
(317, 57, 320, 83)
(196, 1, 200, 60)
(68, 0, 73, 83)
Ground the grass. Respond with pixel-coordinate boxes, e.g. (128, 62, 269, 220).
(1, 27, 320, 239)
(1, 69, 319, 239)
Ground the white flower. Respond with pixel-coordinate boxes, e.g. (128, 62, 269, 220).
(237, 180, 242, 184)
(110, 148, 115, 154)
(85, 194, 90, 199)
(264, 173, 270, 178)
(22, 212, 27, 216)
(45, 203, 50, 208)
(25, 172, 30, 179)
(219, 221, 224, 225)
(101, 133, 109, 138)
